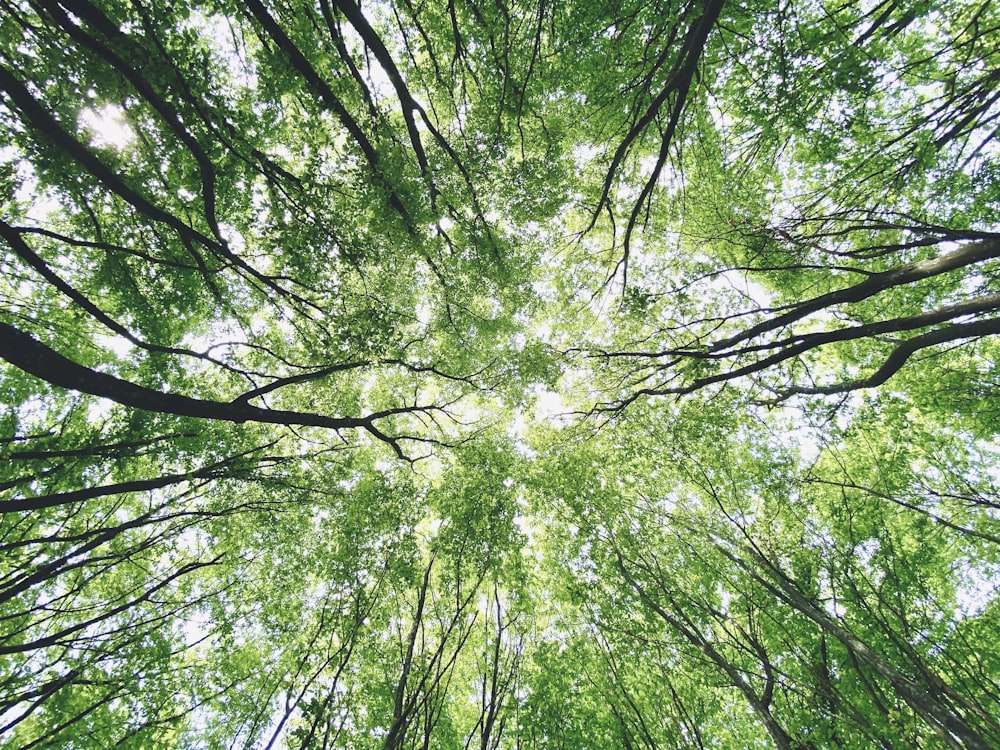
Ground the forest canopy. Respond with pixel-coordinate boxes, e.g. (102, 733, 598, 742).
(1, 0, 999, 747)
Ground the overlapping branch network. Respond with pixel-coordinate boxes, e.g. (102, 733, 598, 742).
(0, 0, 522, 454)
(592, 224, 1000, 410)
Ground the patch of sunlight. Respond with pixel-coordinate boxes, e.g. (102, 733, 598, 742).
(955, 560, 1000, 619)
(533, 386, 570, 427)
(79, 104, 135, 150)
(95, 333, 135, 358)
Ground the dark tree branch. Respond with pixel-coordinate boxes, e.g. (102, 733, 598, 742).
(767, 317, 1000, 401)
(241, 0, 412, 224)
(0, 322, 438, 455)
(711, 238, 1000, 354)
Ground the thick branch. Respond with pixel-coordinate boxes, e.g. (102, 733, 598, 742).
(0, 322, 427, 453)
(711, 238, 1000, 353)
(35, 0, 225, 242)
(242, 0, 411, 222)
(771, 316, 1000, 401)
(592, 0, 725, 229)
(0, 63, 219, 254)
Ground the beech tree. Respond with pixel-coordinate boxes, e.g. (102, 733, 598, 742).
(1, 0, 998, 747)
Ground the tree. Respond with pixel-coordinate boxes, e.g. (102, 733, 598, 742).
(528, 397, 1000, 749)
(571, 0, 1000, 408)
(2, 0, 999, 747)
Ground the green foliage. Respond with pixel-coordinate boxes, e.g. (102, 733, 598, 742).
(2, 0, 999, 747)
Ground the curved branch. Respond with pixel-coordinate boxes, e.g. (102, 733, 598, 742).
(0, 322, 436, 452)
(600, 296, 1000, 407)
(0, 219, 266, 380)
(0, 63, 219, 254)
(35, 0, 226, 243)
(588, 0, 725, 279)
(711, 237, 1000, 353)
(770, 317, 1000, 401)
